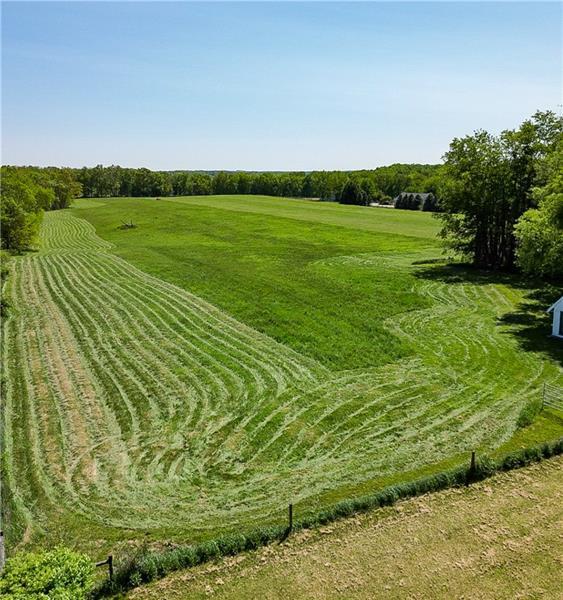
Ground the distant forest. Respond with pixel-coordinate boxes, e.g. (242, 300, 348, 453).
(72, 163, 442, 205)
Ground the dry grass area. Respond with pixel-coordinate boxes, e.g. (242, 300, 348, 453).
(128, 456, 563, 600)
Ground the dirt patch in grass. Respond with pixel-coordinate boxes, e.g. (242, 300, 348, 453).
(128, 456, 563, 599)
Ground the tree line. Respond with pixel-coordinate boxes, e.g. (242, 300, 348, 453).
(73, 163, 441, 205)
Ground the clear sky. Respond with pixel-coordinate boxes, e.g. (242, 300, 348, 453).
(2, 1, 561, 170)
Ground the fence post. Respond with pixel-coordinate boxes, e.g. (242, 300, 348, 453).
(468, 450, 476, 482)
(96, 555, 113, 581)
(288, 503, 293, 533)
(0, 531, 5, 571)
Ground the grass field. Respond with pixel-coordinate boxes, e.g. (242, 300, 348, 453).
(127, 455, 563, 600)
(2, 195, 562, 559)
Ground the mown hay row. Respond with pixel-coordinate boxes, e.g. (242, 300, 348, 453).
(3, 210, 561, 543)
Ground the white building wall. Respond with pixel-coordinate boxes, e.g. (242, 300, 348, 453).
(553, 309, 563, 338)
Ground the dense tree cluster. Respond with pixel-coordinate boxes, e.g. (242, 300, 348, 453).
(77, 165, 174, 198)
(514, 139, 563, 279)
(437, 110, 562, 273)
(394, 193, 423, 210)
(1, 166, 81, 252)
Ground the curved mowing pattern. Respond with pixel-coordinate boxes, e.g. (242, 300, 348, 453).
(3, 211, 561, 542)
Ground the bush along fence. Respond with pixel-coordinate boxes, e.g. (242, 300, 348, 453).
(94, 437, 563, 598)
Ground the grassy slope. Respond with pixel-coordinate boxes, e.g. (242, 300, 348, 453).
(127, 455, 563, 600)
(2, 195, 561, 559)
(163, 195, 442, 239)
(73, 197, 440, 370)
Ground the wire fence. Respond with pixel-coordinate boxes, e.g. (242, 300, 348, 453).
(542, 383, 563, 412)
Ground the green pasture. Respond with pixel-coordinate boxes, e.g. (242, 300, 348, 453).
(73, 196, 440, 370)
(2, 195, 561, 562)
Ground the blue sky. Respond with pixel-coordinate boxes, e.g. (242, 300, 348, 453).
(2, 2, 561, 170)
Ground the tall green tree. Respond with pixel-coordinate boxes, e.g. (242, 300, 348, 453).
(358, 177, 377, 203)
(339, 179, 366, 205)
(514, 141, 563, 279)
(1, 166, 83, 251)
(438, 111, 563, 270)
(438, 131, 512, 268)
(50, 168, 82, 209)
(1, 168, 44, 251)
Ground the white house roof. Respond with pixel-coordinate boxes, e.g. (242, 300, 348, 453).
(547, 296, 563, 313)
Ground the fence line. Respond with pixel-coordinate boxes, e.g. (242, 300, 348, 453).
(542, 383, 563, 411)
(92, 437, 563, 598)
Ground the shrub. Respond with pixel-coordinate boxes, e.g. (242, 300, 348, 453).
(137, 555, 159, 583)
(521, 446, 543, 463)
(0, 546, 94, 599)
(216, 533, 246, 556)
(175, 545, 197, 568)
(154, 550, 181, 574)
(376, 487, 400, 506)
(472, 456, 496, 480)
(333, 499, 355, 518)
(194, 540, 220, 562)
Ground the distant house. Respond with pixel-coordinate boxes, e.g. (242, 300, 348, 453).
(547, 296, 563, 339)
(393, 192, 438, 212)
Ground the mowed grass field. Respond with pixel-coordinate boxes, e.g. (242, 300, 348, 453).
(2, 195, 562, 558)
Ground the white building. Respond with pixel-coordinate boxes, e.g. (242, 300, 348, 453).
(547, 296, 563, 338)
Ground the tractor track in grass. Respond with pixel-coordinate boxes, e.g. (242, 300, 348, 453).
(2, 210, 562, 546)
